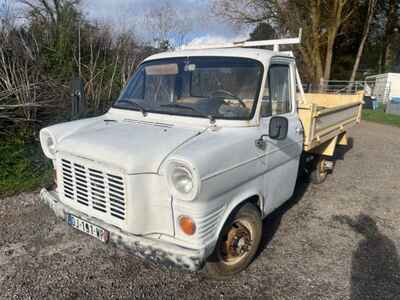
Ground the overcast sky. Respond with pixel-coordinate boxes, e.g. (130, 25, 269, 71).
(1, 0, 252, 46)
(81, 0, 251, 46)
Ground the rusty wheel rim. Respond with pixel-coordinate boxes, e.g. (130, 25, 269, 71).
(218, 219, 253, 265)
(319, 158, 328, 178)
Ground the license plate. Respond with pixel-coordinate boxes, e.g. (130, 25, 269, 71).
(67, 214, 109, 243)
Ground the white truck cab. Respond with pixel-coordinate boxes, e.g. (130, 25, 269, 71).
(39, 37, 362, 278)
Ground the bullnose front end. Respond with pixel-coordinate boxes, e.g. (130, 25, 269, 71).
(38, 117, 212, 270)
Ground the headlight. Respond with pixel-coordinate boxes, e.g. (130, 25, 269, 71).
(166, 160, 200, 201)
(40, 129, 57, 159)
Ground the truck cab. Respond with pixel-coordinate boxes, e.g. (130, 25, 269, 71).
(40, 39, 361, 278)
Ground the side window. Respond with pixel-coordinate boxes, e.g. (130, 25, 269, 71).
(261, 64, 292, 117)
(260, 73, 271, 117)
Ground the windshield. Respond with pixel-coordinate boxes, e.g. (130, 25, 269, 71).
(113, 57, 263, 120)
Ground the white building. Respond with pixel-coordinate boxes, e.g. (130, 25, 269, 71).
(365, 73, 400, 103)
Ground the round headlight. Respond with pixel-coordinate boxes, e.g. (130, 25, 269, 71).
(172, 166, 193, 194)
(46, 135, 56, 155)
(40, 130, 57, 159)
(166, 161, 200, 201)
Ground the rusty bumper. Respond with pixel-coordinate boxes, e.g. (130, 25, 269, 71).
(39, 188, 205, 271)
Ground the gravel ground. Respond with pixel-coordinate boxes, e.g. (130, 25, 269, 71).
(1, 121, 399, 300)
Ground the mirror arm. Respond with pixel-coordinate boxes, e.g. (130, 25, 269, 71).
(255, 134, 268, 149)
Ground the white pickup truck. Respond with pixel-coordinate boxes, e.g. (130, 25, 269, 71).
(40, 38, 362, 278)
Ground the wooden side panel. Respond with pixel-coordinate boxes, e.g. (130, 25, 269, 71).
(303, 91, 364, 107)
(298, 92, 363, 154)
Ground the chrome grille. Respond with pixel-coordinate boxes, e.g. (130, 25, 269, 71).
(61, 159, 126, 221)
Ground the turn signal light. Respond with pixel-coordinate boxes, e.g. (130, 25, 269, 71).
(179, 216, 196, 235)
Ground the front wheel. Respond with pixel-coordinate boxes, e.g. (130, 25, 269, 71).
(205, 203, 262, 279)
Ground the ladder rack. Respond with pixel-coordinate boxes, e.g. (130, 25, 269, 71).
(182, 29, 302, 52)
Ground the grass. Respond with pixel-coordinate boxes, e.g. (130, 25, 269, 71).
(362, 106, 400, 128)
(0, 139, 53, 198)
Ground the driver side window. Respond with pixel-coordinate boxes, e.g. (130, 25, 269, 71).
(261, 64, 292, 117)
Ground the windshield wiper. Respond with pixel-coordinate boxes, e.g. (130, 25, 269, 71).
(116, 99, 147, 116)
(160, 103, 215, 122)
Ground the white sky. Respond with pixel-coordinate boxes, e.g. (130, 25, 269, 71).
(1, 0, 252, 46)
(82, 0, 251, 46)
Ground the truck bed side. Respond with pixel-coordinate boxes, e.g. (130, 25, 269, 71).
(298, 92, 363, 155)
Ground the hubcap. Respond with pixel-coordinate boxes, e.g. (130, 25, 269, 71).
(219, 220, 253, 265)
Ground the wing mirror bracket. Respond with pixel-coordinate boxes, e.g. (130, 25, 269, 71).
(255, 116, 289, 149)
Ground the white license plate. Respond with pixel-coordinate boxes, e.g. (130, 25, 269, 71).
(67, 214, 109, 243)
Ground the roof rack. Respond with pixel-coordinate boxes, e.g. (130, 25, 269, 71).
(182, 29, 302, 51)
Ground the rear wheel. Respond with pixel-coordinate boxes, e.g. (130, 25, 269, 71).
(205, 203, 262, 279)
(310, 156, 332, 184)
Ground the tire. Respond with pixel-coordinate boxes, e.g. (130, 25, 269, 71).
(205, 203, 262, 279)
(310, 156, 329, 184)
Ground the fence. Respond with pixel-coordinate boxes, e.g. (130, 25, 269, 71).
(301, 80, 366, 95)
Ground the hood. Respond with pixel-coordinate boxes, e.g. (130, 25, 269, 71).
(56, 119, 204, 174)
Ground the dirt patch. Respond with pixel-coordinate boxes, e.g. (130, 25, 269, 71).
(1, 121, 399, 299)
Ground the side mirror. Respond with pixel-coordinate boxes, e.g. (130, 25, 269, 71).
(269, 116, 288, 140)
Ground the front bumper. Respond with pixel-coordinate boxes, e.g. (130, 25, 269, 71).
(39, 188, 205, 271)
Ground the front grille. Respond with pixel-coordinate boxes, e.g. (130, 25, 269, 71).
(61, 159, 126, 221)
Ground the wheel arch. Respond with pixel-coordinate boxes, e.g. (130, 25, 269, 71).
(208, 192, 264, 254)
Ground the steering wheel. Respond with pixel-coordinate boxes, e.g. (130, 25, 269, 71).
(209, 89, 247, 108)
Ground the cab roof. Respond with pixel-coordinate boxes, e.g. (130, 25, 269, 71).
(144, 48, 291, 64)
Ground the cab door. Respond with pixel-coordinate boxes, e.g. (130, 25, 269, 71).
(260, 58, 303, 213)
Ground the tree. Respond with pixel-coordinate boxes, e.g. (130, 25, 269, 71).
(212, 0, 356, 82)
(349, 0, 378, 81)
(0, 0, 18, 32)
(19, 0, 81, 28)
(322, 0, 355, 81)
(143, 0, 194, 49)
(19, 0, 83, 76)
(379, 0, 400, 72)
(248, 22, 276, 41)
(1, 0, 159, 138)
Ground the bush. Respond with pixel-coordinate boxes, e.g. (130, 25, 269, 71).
(0, 137, 53, 197)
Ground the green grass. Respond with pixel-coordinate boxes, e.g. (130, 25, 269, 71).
(362, 106, 400, 128)
(0, 140, 53, 198)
